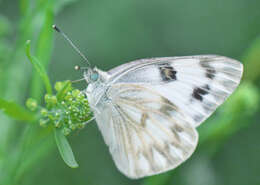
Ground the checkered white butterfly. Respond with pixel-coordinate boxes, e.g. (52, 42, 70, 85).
(53, 25, 243, 179)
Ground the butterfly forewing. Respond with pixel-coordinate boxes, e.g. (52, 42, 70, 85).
(107, 55, 243, 127)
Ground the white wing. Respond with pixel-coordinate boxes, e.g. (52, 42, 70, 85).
(92, 55, 243, 178)
(95, 84, 198, 178)
(107, 55, 243, 127)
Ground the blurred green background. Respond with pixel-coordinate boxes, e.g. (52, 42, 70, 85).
(0, 0, 260, 185)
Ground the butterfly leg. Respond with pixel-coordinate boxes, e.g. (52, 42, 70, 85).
(83, 116, 96, 125)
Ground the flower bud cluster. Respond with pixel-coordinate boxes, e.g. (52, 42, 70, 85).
(26, 81, 93, 135)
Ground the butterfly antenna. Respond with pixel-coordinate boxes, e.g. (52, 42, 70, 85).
(71, 78, 86, 83)
(52, 24, 91, 67)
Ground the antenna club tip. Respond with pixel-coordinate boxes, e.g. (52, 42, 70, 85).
(52, 24, 60, 32)
(74, 65, 80, 71)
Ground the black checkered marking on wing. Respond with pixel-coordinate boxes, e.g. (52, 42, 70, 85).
(158, 63, 177, 82)
(200, 59, 216, 79)
(192, 85, 210, 101)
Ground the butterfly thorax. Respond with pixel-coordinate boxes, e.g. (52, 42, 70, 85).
(85, 68, 111, 110)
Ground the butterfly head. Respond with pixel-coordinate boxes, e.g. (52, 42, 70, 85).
(84, 67, 109, 84)
(89, 69, 99, 82)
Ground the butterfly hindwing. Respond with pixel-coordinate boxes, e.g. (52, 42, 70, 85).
(95, 84, 198, 178)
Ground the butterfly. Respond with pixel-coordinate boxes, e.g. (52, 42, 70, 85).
(52, 25, 243, 179)
(84, 55, 243, 179)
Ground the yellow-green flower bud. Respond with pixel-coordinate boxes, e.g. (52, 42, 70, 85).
(54, 81, 63, 91)
(26, 98, 38, 111)
(72, 89, 81, 97)
(40, 108, 48, 116)
(39, 119, 49, 127)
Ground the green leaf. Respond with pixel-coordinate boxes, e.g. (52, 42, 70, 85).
(29, 3, 54, 99)
(0, 98, 35, 121)
(243, 36, 260, 82)
(36, 5, 54, 65)
(25, 40, 52, 95)
(54, 128, 79, 168)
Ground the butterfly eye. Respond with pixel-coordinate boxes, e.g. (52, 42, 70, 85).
(90, 72, 99, 81)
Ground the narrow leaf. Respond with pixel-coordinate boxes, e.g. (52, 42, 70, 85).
(54, 128, 79, 168)
(242, 36, 260, 82)
(36, 4, 54, 63)
(25, 40, 52, 95)
(0, 98, 35, 121)
(30, 4, 54, 99)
